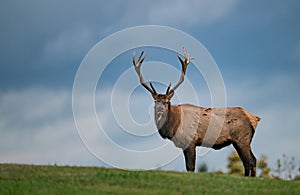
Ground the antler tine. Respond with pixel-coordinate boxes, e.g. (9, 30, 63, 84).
(165, 82, 171, 94)
(169, 47, 193, 93)
(183, 47, 194, 64)
(150, 82, 157, 95)
(132, 51, 157, 95)
(133, 51, 144, 68)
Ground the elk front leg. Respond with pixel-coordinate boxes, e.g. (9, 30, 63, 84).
(183, 146, 196, 172)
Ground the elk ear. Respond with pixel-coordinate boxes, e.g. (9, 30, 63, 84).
(166, 90, 174, 100)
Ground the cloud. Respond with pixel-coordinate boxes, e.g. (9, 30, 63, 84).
(117, 0, 238, 29)
(0, 0, 125, 89)
(147, 0, 238, 26)
(0, 87, 181, 169)
(1, 68, 300, 171)
(291, 41, 300, 61)
(224, 73, 300, 165)
(0, 88, 97, 165)
(0, 0, 238, 91)
(42, 25, 96, 67)
(1, 0, 300, 172)
(0, 89, 69, 130)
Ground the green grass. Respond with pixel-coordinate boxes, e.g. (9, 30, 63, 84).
(0, 164, 299, 194)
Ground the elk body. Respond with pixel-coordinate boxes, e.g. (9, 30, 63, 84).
(133, 48, 261, 177)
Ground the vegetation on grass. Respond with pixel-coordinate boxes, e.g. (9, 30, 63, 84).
(0, 164, 299, 194)
(227, 151, 244, 176)
(273, 154, 300, 180)
(196, 162, 208, 173)
(226, 150, 300, 180)
(257, 154, 271, 178)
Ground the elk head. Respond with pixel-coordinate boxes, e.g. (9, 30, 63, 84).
(133, 48, 193, 129)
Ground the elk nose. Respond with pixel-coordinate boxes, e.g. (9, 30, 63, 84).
(156, 106, 164, 113)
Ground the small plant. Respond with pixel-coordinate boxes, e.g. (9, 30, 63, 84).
(257, 154, 271, 178)
(227, 150, 243, 176)
(272, 154, 300, 180)
(197, 162, 208, 173)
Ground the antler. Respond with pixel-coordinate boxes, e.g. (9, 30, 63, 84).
(133, 51, 157, 95)
(168, 47, 193, 93)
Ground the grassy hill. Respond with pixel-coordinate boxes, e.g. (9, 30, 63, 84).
(0, 164, 299, 194)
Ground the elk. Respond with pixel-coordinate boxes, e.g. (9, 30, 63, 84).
(132, 48, 261, 177)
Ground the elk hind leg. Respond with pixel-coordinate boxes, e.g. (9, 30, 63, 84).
(250, 150, 257, 177)
(233, 143, 253, 177)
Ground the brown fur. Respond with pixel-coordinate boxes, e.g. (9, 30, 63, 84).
(158, 106, 181, 139)
(132, 49, 260, 176)
(158, 104, 261, 176)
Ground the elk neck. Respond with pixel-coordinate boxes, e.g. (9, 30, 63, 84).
(157, 105, 181, 139)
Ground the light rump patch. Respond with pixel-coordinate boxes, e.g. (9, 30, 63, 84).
(242, 109, 261, 130)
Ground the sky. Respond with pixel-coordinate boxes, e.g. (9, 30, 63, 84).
(1, 0, 300, 173)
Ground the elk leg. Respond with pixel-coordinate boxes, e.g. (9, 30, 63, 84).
(183, 146, 196, 172)
(250, 150, 257, 177)
(233, 143, 251, 176)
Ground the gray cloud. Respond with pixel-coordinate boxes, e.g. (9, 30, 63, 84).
(148, 0, 238, 26)
(1, 70, 299, 170)
(1, 0, 300, 172)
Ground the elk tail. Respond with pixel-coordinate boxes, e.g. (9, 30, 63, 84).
(243, 110, 261, 131)
(255, 115, 261, 122)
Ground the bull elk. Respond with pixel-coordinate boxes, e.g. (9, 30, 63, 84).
(132, 48, 261, 176)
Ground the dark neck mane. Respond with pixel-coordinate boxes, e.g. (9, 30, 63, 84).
(158, 106, 181, 139)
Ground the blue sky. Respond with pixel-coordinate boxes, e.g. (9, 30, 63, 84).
(1, 0, 300, 172)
